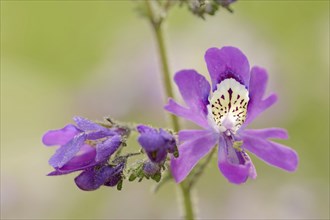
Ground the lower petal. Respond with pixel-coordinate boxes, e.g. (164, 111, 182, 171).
(48, 133, 86, 168)
(218, 136, 256, 184)
(170, 130, 217, 183)
(48, 145, 97, 176)
(74, 165, 117, 191)
(242, 128, 288, 139)
(242, 134, 298, 172)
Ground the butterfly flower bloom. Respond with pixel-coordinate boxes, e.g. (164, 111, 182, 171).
(165, 46, 299, 184)
(137, 125, 178, 164)
(42, 116, 126, 190)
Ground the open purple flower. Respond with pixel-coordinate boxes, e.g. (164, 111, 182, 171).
(165, 46, 299, 184)
(42, 116, 123, 190)
(137, 125, 177, 163)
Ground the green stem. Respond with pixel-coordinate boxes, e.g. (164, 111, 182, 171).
(153, 22, 180, 132)
(145, 1, 195, 219)
(180, 183, 195, 220)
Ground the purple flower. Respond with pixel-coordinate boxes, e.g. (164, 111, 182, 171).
(137, 125, 177, 163)
(75, 163, 124, 191)
(42, 116, 123, 190)
(165, 46, 299, 184)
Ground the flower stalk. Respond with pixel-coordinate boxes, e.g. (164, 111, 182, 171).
(144, 1, 195, 219)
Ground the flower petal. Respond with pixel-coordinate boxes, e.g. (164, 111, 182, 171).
(48, 133, 86, 168)
(42, 124, 80, 146)
(245, 67, 277, 125)
(85, 130, 116, 140)
(205, 47, 250, 90)
(165, 99, 209, 128)
(47, 145, 97, 176)
(136, 125, 156, 134)
(74, 166, 114, 191)
(174, 70, 210, 116)
(138, 131, 165, 152)
(218, 136, 256, 184)
(96, 135, 122, 162)
(242, 128, 288, 139)
(104, 163, 125, 187)
(178, 129, 214, 142)
(170, 130, 217, 183)
(242, 134, 298, 172)
(73, 116, 106, 131)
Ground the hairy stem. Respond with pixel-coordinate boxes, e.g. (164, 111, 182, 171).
(145, 1, 194, 219)
(188, 147, 216, 188)
(145, 0, 179, 132)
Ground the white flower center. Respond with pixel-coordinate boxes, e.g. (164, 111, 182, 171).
(207, 78, 249, 135)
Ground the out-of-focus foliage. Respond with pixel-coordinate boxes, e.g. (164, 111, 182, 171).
(1, 1, 329, 219)
(180, 0, 236, 18)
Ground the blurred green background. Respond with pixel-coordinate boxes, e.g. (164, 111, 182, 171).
(1, 1, 329, 219)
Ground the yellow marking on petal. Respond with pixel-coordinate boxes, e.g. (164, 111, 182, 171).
(233, 140, 243, 151)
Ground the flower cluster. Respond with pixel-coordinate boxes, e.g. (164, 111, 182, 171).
(137, 125, 178, 163)
(42, 116, 128, 190)
(42, 46, 298, 190)
(43, 118, 178, 190)
(165, 46, 298, 184)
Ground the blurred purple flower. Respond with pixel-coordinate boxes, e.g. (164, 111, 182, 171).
(75, 162, 124, 191)
(42, 116, 123, 190)
(137, 125, 177, 163)
(165, 46, 299, 184)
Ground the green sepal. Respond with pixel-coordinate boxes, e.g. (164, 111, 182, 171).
(128, 173, 137, 182)
(151, 173, 161, 182)
(117, 180, 123, 191)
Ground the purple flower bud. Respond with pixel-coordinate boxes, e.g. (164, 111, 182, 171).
(137, 125, 177, 163)
(143, 161, 161, 177)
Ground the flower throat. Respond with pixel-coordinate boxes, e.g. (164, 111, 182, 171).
(208, 78, 249, 135)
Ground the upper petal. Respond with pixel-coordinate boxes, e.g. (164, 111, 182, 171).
(241, 133, 298, 172)
(96, 135, 122, 162)
(165, 99, 209, 128)
(73, 116, 107, 132)
(174, 69, 211, 116)
(136, 125, 157, 134)
(85, 129, 116, 140)
(42, 124, 80, 146)
(48, 132, 86, 168)
(170, 130, 217, 183)
(205, 47, 250, 90)
(245, 67, 277, 125)
(218, 135, 256, 184)
(138, 131, 165, 152)
(178, 129, 213, 142)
